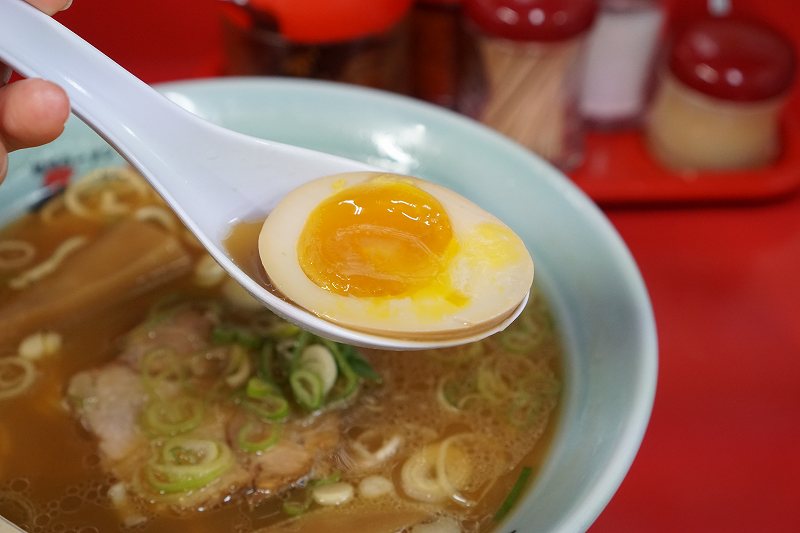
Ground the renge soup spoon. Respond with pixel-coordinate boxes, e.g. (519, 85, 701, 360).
(0, 0, 528, 350)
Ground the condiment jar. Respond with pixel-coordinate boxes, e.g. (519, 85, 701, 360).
(646, 18, 796, 171)
(580, 0, 665, 128)
(219, 0, 413, 93)
(463, 0, 598, 171)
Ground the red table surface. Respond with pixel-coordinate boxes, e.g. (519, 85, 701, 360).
(47, 1, 800, 532)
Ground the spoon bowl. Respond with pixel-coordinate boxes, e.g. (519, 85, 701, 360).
(0, 1, 530, 350)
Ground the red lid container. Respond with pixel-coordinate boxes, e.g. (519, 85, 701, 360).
(249, 0, 413, 43)
(464, 0, 598, 42)
(668, 18, 796, 102)
(416, 0, 462, 5)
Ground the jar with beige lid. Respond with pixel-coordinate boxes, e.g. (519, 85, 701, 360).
(646, 17, 796, 171)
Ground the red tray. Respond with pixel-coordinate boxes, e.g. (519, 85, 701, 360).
(569, 114, 800, 206)
(568, 0, 800, 206)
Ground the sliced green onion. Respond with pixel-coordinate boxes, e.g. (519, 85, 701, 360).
(275, 338, 297, 360)
(246, 376, 281, 399)
(235, 329, 262, 350)
(298, 344, 337, 395)
(282, 499, 310, 516)
(0, 356, 36, 400)
(281, 472, 342, 516)
(140, 348, 184, 393)
(438, 377, 459, 411)
(212, 325, 262, 349)
(476, 363, 508, 404)
(321, 340, 360, 401)
(142, 396, 205, 436)
(237, 419, 282, 453)
(507, 393, 543, 427)
(493, 466, 533, 521)
(256, 341, 276, 382)
(144, 437, 233, 494)
(244, 394, 290, 422)
(312, 471, 342, 487)
(329, 341, 380, 387)
(291, 330, 312, 365)
(265, 322, 300, 339)
(290, 368, 324, 411)
(224, 345, 252, 388)
(143, 295, 186, 326)
(342, 348, 381, 383)
(211, 325, 237, 345)
(436, 374, 479, 412)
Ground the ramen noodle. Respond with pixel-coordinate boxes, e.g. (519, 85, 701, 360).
(0, 167, 561, 532)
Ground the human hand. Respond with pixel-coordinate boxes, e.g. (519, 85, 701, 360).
(0, 0, 73, 183)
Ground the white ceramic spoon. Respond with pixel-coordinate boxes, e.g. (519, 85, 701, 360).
(1, 515, 24, 533)
(0, 0, 527, 350)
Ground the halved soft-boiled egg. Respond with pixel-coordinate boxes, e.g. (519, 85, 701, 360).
(258, 172, 533, 341)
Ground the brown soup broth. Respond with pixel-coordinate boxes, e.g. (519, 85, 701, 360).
(0, 183, 562, 533)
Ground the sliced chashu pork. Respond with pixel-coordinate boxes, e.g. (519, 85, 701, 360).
(68, 306, 342, 514)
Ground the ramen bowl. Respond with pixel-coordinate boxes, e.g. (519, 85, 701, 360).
(1, 78, 657, 532)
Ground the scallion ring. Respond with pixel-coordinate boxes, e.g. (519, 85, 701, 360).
(290, 368, 323, 410)
(237, 419, 282, 453)
(246, 376, 280, 399)
(140, 348, 184, 393)
(244, 394, 290, 422)
(142, 396, 205, 436)
(0, 357, 36, 400)
(144, 437, 233, 494)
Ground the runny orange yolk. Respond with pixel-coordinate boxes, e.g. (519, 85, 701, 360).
(297, 178, 454, 298)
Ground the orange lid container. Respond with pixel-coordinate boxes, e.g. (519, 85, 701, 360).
(248, 0, 413, 43)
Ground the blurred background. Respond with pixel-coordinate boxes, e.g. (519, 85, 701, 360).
(48, 0, 800, 531)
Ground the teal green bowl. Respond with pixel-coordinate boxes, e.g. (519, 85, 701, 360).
(2, 78, 657, 532)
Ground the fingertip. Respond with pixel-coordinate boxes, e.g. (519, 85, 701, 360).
(33, 80, 71, 133)
(29, 0, 73, 16)
(0, 79, 71, 151)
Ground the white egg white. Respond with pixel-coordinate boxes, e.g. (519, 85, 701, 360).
(258, 172, 534, 341)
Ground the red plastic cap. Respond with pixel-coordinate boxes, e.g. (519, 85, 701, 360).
(669, 18, 796, 102)
(417, 0, 462, 5)
(250, 0, 413, 43)
(464, 0, 597, 42)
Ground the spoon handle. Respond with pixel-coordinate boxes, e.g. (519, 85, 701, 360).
(0, 1, 184, 161)
(0, 0, 259, 238)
